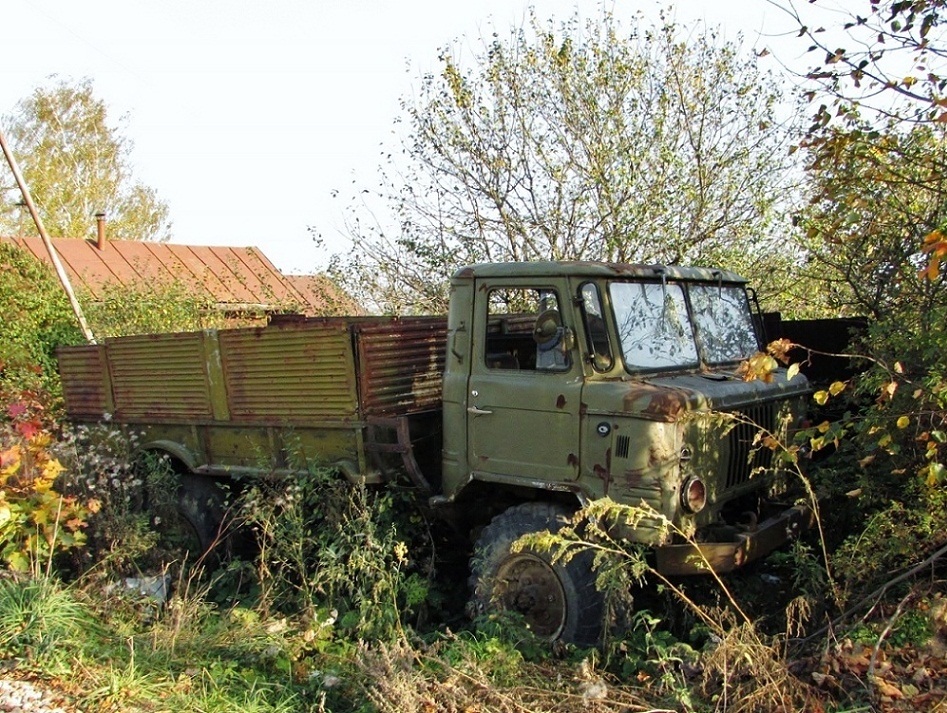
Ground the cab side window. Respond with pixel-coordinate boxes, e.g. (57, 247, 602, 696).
(579, 282, 613, 371)
(483, 287, 570, 371)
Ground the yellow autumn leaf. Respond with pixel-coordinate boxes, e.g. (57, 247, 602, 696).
(787, 363, 801, 381)
(817, 421, 831, 433)
(814, 390, 829, 406)
(897, 415, 911, 429)
(0, 447, 21, 477)
(739, 352, 778, 383)
(829, 381, 846, 396)
(42, 459, 64, 481)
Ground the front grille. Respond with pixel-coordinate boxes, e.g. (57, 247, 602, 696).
(726, 402, 776, 489)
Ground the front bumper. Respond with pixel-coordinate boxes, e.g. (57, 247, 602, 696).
(653, 504, 814, 577)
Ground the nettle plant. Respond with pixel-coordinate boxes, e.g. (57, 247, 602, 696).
(0, 392, 93, 572)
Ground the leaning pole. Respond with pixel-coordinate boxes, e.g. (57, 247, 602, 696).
(0, 127, 95, 344)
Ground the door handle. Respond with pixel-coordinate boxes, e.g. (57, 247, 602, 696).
(467, 406, 493, 415)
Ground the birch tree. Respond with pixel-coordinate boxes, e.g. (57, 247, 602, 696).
(0, 78, 171, 242)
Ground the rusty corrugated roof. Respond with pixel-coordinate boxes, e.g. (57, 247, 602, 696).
(282, 274, 364, 316)
(0, 236, 349, 314)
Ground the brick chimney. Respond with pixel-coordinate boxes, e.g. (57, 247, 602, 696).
(95, 212, 106, 249)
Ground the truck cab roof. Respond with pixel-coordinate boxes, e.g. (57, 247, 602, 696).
(452, 260, 749, 284)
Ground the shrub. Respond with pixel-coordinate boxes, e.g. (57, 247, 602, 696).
(239, 467, 431, 642)
(0, 392, 92, 573)
(0, 243, 83, 399)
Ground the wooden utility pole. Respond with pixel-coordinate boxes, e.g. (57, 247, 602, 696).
(0, 127, 96, 344)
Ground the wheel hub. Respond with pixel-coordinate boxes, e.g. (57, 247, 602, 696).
(494, 553, 567, 639)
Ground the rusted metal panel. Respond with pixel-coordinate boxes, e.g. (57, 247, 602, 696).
(0, 236, 334, 314)
(218, 321, 359, 423)
(653, 504, 813, 576)
(107, 332, 214, 421)
(354, 317, 447, 416)
(57, 345, 111, 418)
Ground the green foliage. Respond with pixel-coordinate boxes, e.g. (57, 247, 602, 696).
(436, 626, 528, 687)
(0, 77, 171, 242)
(795, 125, 947, 321)
(849, 610, 933, 649)
(609, 610, 698, 705)
(334, 9, 800, 313)
(0, 243, 83, 396)
(0, 576, 94, 665)
(84, 278, 233, 338)
(799, 306, 947, 598)
(239, 467, 430, 643)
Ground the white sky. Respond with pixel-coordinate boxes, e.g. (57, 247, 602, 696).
(1, 0, 834, 274)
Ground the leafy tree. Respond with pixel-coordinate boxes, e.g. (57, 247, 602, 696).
(795, 124, 947, 322)
(782, 0, 947, 603)
(333, 10, 802, 313)
(0, 78, 171, 242)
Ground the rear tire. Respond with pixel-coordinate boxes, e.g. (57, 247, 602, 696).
(168, 474, 227, 563)
(470, 502, 604, 646)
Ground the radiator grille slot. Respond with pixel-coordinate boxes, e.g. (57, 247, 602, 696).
(615, 434, 631, 459)
(726, 402, 776, 489)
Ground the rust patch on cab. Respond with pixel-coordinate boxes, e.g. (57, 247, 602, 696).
(623, 383, 695, 422)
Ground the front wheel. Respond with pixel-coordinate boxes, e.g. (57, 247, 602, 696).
(470, 502, 604, 646)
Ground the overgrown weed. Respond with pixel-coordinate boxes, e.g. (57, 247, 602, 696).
(237, 464, 430, 642)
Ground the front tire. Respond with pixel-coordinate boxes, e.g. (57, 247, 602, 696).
(470, 502, 604, 646)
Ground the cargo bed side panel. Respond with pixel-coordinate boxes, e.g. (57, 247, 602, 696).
(218, 322, 359, 424)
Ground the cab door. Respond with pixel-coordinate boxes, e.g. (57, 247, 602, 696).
(466, 282, 582, 482)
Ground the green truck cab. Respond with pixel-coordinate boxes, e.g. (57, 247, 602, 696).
(57, 261, 812, 644)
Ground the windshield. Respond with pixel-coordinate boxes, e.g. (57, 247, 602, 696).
(689, 284, 759, 364)
(608, 280, 758, 371)
(610, 282, 698, 370)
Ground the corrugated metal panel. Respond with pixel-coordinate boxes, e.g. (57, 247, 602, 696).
(355, 317, 447, 415)
(108, 333, 214, 421)
(58, 345, 110, 418)
(219, 321, 359, 423)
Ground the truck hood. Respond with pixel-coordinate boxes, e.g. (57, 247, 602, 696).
(621, 369, 811, 422)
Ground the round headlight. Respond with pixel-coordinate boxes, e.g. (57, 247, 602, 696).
(681, 476, 707, 513)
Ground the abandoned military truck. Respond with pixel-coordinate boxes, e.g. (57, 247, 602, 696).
(58, 261, 813, 644)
